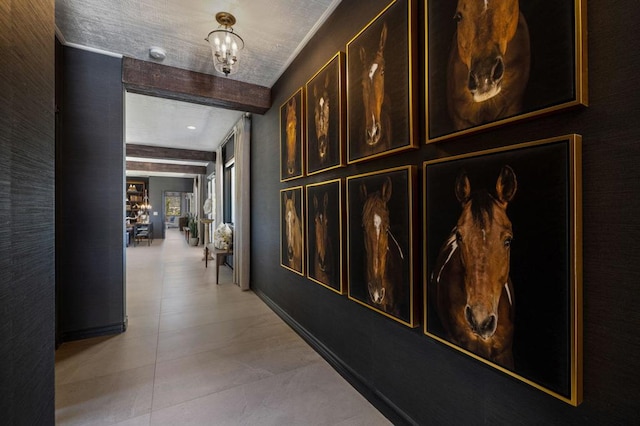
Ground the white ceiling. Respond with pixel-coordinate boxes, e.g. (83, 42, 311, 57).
(55, 0, 342, 177)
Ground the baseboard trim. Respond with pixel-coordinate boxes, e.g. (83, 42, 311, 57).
(254, 289, 416, 426)
(60, 321, 126, 342)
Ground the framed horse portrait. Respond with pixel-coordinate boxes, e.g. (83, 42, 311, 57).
(423, 135, 583, 405)
(280, 88, 304, 182)
(347, 166, 417, 327)
(305, 179, 344, 294)
(346, 0, 418, 164)
(280, 186, 304, 276)
(305, 52, 346, 176)
(425, 0, 588, 143)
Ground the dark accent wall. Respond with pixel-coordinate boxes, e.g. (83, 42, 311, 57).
(57, 46, 126, 341)
(148, 176, 194, 239)
(251, 0, 640, 424)
(0, 0, 55, 423)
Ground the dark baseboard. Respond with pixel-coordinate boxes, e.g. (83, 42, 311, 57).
(254, 289, 416, 426)
(60, 321, 126, 343)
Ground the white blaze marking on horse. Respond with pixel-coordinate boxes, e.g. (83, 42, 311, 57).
(373, 213, 381, 238)
(484, 0, 489, 12)
(319, 97, 324, 108)
(436, 231, 458, 283)
(504, 282, 513, 306)
(482, 229, 486, 242)
(369, 63, 379, 80)
(286, 210, 293, 246)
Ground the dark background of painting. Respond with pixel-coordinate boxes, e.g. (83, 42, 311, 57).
(306, 55, 344, 174)
(347, 168, 414, 325)
(280, 187, 304, 274)
(306, 180, 343, 291)
(427, 0, 578, 140)
(347, 0, 412, 162)
(280, 90, 304, 180)
(425, 139, 572, 397)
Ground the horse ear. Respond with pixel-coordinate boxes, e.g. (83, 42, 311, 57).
(381, 177, 392, 202)
(291, 96, 296, 110)
(323, 192, 329, 209)
(379, 23, 388, 51)
(496, 166, 517, 205)
(360, 46, 366, 64)
(313, 84, 318, 99)
(455, 171, 471, 204)
(360, 183, 368, 202)
(324, 72, 330, 89)
(313, 194, 318, 211)
(291, 190, 296, 204)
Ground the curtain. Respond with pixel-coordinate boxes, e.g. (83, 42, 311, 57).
(215, 146, 224, 230)
(233, 115, 251, 290)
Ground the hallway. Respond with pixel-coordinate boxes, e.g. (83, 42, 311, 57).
(55, 228, 389, 425)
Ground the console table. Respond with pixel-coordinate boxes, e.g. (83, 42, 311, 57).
(205, 245, 233, 284)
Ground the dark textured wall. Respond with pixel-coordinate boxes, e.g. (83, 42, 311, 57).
(251, 0, 640, 424)
(0, 0, 55, 423)
(57, 46, 126, 341)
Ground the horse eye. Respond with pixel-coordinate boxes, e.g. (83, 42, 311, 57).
(504, 237, 513, 247)
(455, 231, 463, 243)
(453, 12, 462, 22)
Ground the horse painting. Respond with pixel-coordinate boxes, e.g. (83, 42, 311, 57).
(313, 73, 331, 166)
(284, 191, 302, 272)
(430, 166, 517, 369)
(447, 0, 530, 130)
(285, 97, 298, 176)
(312, 192, 333, 285)
(360, 177, 403, 315)
(359, 22, 391, 156)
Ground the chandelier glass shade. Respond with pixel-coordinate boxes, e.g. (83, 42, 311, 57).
(205, 12, 244, 76)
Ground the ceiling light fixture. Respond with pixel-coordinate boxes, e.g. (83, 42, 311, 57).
(187, 125, 196, 130)
(205, 12, 244, 76)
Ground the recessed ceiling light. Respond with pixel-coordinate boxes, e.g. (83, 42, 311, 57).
(187, 125, 196, 130)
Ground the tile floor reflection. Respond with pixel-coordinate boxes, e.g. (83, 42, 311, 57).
(55, 228, 389, 425)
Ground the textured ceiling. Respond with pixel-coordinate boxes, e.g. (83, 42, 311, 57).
(56, 0, 342, 177)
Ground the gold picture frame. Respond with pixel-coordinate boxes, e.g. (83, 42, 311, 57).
(305, 179, 345, 294)
(280, 88, 305, 181)
(305, 52, 346, 176)
(346, 0, 418, 164)
(425, 0, 588, 143)
(280, 186, 305, 276)
(423, 135, 582, 405)
(347, 165, 417, 327)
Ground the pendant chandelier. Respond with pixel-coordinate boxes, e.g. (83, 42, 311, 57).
(205, 12, 245, 76)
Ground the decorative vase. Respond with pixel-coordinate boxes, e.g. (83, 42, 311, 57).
(189, 237, 199, 247)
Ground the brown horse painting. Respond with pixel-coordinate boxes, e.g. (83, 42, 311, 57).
(312, 192, 333, 285)
(430, 166, 517, 369)
(285, 97, 298, 176)
(284, 191, 302, 271)
(313, 73, 331, 165)
(360, 177, 403, 315)
(359, 23, 391, 155)
(447, 0, 530, 130)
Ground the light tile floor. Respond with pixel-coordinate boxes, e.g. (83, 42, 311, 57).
(55, 228, 390, 426)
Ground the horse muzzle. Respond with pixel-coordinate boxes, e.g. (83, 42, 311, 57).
(367, 281, 386, 305)
(318, 135, 327, 159)
(365, 121, 382, 146)
(468, 56, 504, 103)
(464, 304, 497, 339)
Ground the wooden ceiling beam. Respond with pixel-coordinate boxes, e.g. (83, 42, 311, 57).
(126, 144, 215, 162)
(122, 57, 271, 114)
(126, 161, 207, 175)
